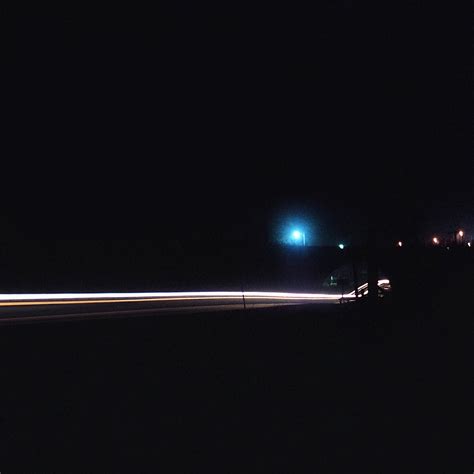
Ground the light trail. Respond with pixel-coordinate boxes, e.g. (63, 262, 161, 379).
(0, 280, 390, 307)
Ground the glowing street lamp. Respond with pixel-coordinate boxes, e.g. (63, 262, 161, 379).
(397, 241, 403, 247)
(291, 230, 305, 246)
(338, 243, 345, 250)
(458, 230, 464, 238)
(432, 237, 439, 245)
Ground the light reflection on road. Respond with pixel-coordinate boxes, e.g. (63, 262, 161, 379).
(0, 280, 390, 307)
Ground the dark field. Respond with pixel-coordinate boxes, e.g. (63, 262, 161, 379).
(0, 242, 352, 293)
(0, 248, 471, 472)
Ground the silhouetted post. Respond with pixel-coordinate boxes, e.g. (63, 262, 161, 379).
(238, 235, 247, 310)
(352, 260, 359, 299)
(241, 280, 246, 310)
(367, 218, 378, 307)
(338, 277, 349, 304)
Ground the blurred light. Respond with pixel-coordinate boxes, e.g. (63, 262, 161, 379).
(290, 229, 306, 246)
(273, 213, 315, 246)
(458, 230, 464, 237)
(468, 242, 471, 247)
(338, 243, 345, 250)
(0, 279, 391, 306)
(397, 241, 403, 247)
(432, 237, 439, 244)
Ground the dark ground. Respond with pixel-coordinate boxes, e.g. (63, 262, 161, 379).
(0, 249, 471, 473)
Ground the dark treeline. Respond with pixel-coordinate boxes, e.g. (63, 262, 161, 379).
(1, 237, 471, 295)
(0, 241, 352, 292)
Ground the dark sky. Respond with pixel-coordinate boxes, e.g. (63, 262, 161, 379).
(4, 3, 473, 248)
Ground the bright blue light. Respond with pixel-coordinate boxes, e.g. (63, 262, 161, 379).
(338, 243, 345, 250)
(290, 229, 306, 246)
(272, 212, 315, 246)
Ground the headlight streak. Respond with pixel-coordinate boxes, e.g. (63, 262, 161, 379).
(0, 280, 390, 307)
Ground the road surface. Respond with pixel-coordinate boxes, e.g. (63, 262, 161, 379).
(0, 280, 390, 325)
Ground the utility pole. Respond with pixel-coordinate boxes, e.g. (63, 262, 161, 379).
(367, 212, 378, 307)
(352, 259, 359, 299)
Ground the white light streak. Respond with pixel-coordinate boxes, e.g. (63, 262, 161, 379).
(0, 280, 390, 307)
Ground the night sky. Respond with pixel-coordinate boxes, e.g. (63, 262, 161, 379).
(4, 3, 473, 251)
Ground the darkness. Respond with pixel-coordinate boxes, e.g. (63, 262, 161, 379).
(3, 3, 473, 251)
(1, 6, 472, 472)
(0, 248, 472, 472)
